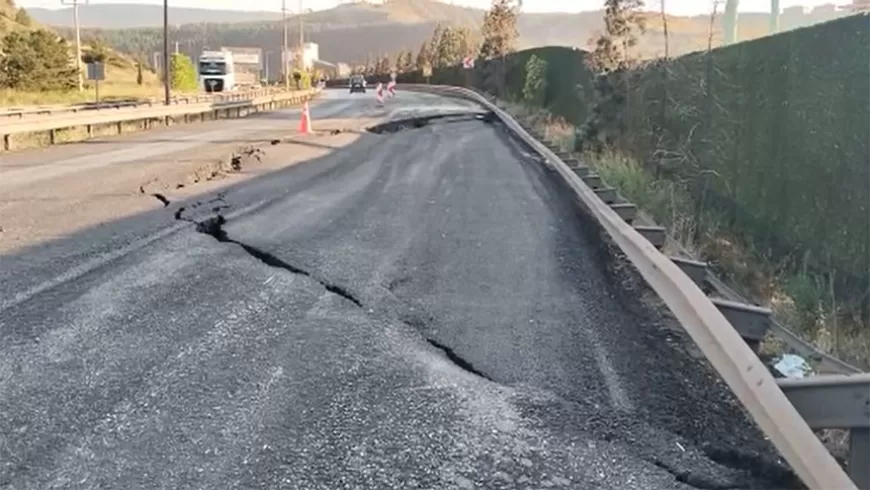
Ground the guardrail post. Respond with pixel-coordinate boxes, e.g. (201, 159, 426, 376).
(49, 129, 56, 145)
(670, 257, 708, 288)
(610, 203, 637, 224)
(571, 166, 590, 178)
(582, 174, 602, 189)
(777, 374, 870, 489)
(710, 298, 772, 349)
(117, 121, 123, 135)
(634, 225, 667, 250)
(594, 187, 618, 204)
(86, 124, 93, 137)
(3, 134, 10, 151)
(851, 428, 869, 490)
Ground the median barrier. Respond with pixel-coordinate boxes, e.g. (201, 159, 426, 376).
(0, 87, 286, 120)
(0, 89, 316, 152)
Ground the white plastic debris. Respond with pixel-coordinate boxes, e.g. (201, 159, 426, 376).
(774, 354, 812, 379)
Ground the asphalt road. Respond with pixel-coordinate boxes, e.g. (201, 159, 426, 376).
(0, 89, 797, 489)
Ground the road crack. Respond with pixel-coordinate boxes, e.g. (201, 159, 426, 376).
(182, 212, 494, 383)
(151, 193, 171, 207)
(366, 111, 495, 134)
(426, 338, 493, 381)
(191, 214, 363, 308)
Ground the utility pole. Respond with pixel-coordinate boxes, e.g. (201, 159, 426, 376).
(163, 0, 170, 105)
(769, 0, 780, 34)
(298, 0, 304, 70)
(282, 0, 289, 89)
(61, 0, 86, 92)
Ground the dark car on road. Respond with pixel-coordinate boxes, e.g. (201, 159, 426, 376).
(349, 75, 367, 94)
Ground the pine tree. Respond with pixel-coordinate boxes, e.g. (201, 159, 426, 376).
(14, 7, 31, 26)
(415, 41, 431, 71)
(434, 27, 463, 67)
(588, 0, 646, 73)
(427, 24, 444, 64)
(1, 30, 79, 91)
(375, 54, 391, 75)
(479, 0, 518, 60)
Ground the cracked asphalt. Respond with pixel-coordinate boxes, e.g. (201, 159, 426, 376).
(0, 90, 798, 489)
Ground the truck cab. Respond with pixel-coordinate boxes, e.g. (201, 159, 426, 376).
(198, 51, 236, 93)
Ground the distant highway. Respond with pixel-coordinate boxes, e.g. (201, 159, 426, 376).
(0, 89, 794, 489)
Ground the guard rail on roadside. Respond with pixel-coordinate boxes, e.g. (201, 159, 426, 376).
(0, 87, 287, 120)
(0, 89, 317, 152)
(401, 83, 864, 490)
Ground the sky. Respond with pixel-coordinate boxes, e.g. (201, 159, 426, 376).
(17, 0, 854, 15)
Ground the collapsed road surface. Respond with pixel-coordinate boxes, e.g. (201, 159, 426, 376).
(0, 89, 798, 489)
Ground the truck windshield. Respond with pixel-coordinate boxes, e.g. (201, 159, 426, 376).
(199, 61, 227, 75)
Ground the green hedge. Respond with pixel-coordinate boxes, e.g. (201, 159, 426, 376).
(625, 14, 869, 287)
(416, 15, 868, 298)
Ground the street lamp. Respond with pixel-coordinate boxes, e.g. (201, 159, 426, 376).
(281, 1, 312, 87)
(60, 0, 86, 92)
(295, 5, 314, 71)
(163, 0, 170, 105)
(282, 0, 289, 90)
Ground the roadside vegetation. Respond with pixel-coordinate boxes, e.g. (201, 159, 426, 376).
(500, 3, 870, 372)
(381, 0, 870, 372)
(0, 0, 171, 106)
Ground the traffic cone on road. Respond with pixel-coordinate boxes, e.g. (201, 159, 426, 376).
(298, 101, 312, 134)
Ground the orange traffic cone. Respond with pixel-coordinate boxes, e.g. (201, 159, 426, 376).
(298, 101, 312, 134)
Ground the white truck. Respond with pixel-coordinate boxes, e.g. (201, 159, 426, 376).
(197, 50, 236, 93)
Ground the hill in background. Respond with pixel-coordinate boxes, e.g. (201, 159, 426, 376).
(34, 0, 859, 70)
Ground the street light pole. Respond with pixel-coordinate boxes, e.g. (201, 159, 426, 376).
(298, 0, 304, 70)
(61, 0, 85, 92)
(163, 0, 170, 105)
(282, 0, 289, 90)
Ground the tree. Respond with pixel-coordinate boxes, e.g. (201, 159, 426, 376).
(0, 30, 78, 91)
(588, 0, 646, 73)
(375, 54, 390, 75)
(136, 62, 144, 85)
(14, 7, 32, 26)
(82, 37, 110, 64)
(364, 53, 376, 76)
(579, 0, 646, 154)
(478, 0, 518, 60)
(415, 41, 431, 71)
(428, 24, 444, 64)
(522, 54, 547, 106)
(169, 53, 197, 91)
(433, 26, 472, 68)
(0, 32, 36, 90)
(395, 50, 413, 73)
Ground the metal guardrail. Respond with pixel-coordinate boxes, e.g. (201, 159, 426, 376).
(401, 84, 863, 490)
(0, 89, 317, 151)
(0, 87, 284, 120)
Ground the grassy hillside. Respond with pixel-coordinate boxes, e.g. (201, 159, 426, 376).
(44, 0, 856, 70)
(0, 0, 162, 105)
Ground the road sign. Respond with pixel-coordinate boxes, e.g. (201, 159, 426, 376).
(462, 56, 475, 69)
(86, 62, 105, 81)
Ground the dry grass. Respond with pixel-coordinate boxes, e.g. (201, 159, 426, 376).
(0, 61, 170, 106)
